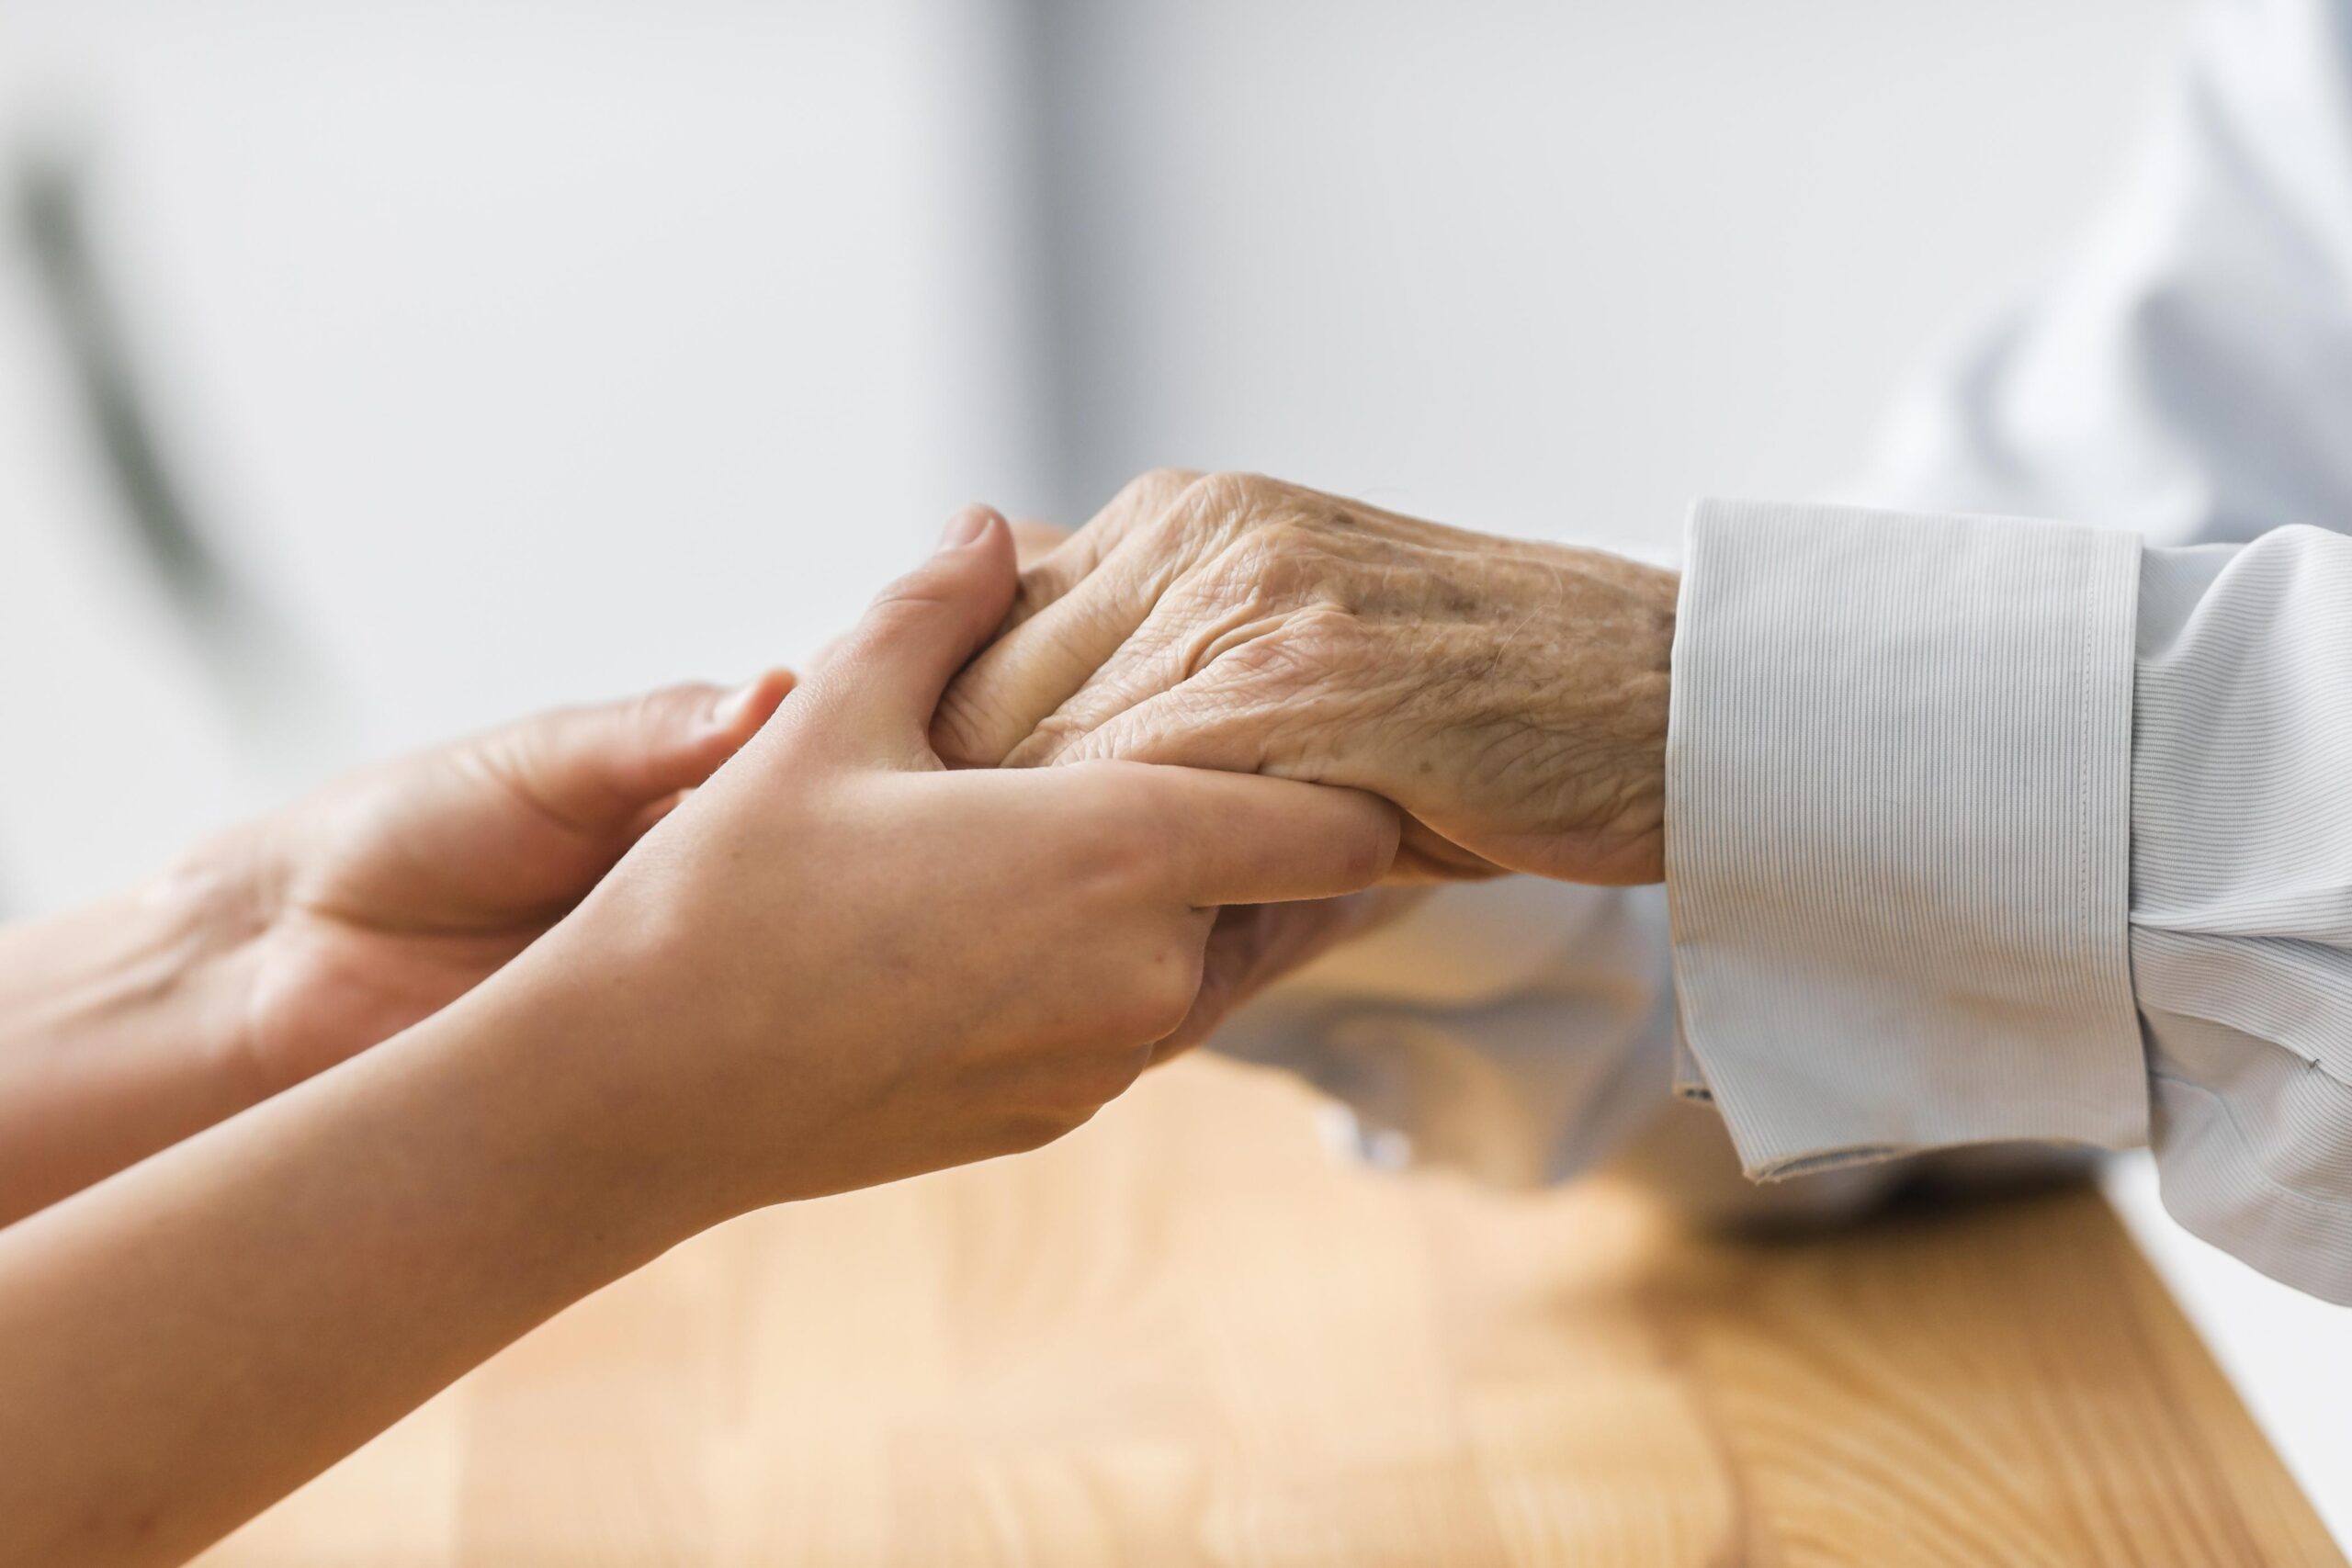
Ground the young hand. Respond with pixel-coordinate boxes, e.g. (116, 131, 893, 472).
(504, 505, 1403, 1217)
(0, 670, 791, 1226)
(195, 672, 793, 1097)
(0, 509, 1397, 1563)
(967, 513, 1429, 1059)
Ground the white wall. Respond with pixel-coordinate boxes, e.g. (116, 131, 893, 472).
(0, 0, 1051, 908)
(1030, 0, 2181, 557)
(0, 0, 2181, 900)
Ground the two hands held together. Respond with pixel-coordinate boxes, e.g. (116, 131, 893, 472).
(0, 476, 1678, 1565)
(96, 474, 1679, 1231)
(512, 500, 1406, 1219)
(365, 475, 1679, 1214)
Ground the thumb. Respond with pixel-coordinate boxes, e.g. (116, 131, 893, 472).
(468, 671, 795, 837)
(800, 505, 1018, 750)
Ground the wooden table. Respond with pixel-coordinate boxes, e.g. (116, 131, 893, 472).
(199, 1055, 2342, 1567)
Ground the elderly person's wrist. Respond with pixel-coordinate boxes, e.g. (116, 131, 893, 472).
(1513, 540, 1676, 883)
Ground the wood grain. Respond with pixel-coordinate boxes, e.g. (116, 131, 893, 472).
(198, 1055, 2342, 1567)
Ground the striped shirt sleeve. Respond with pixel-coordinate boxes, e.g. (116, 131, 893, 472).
(1667, 501, 2352, 1303)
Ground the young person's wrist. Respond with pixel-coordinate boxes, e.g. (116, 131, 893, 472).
(145, 834, 289, 1104)
(0, 850, 277, 1223)
(434, 910, 765, 1246)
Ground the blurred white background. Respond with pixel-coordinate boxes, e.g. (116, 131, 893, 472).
(1, 0, 2342, 1542)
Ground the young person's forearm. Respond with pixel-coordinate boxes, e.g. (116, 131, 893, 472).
(0, 953, 689, 1568)
(0, 865, 265, 1226)
(0, 510, 1406, 1568)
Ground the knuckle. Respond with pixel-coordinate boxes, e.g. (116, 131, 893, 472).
(1176, 470, 1266, 528)
(1008, 540, 1101, 625)
(1282, 601, 1372, 662)
(1087, 468, 1204, 558)
(865, 540, 995, 619)
(1125, 470, 1272, 567)
(837, 575, 975, 664)
(928, 682, 1001, 765)
(1212, 603, 1364, 691)
(867, 570, 960, 616)
(844, 597, 941, 660)
(1213, 500, 1356, 600)
(1014, 707, 1094, 761)
(1228, 527, 1323, 600)
(1008, 568, 1069, 624)
(1126, 466, 1203, 511)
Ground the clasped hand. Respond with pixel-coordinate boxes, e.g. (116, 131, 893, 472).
(0, 483, 1662, 1564)
(936, 469, 1679, 884)
(85, 475, 1671, 1223)
(103, 508, 1402, 1226)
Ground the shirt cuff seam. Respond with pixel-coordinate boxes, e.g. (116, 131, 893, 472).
(2152, 1070, 2352, 1219)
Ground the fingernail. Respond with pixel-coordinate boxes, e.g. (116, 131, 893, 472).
(937, 504, 997, 551)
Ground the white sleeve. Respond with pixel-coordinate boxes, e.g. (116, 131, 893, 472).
(1217, 0, 2352, 1279)
(2129, 531, 2352, 1303)
(1670, 505, 2352, 1305)
(1667, 501, 2145, 1174)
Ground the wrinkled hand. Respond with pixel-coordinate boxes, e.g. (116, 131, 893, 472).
(185, 674, 792, 1095)
(515, 508, 1399, 1213)
(934, 470, 1678, 885)
(986, 515, 1427, 1056)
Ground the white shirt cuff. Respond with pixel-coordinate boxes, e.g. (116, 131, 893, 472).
(1665, 499, 2146, 1179)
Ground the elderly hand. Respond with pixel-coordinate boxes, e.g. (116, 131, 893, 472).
(514, 506, 1400, 1211)
(0, 510, 1403, 1568)
(985, 514, 1428, 1058)
(933, 470, 1679, 885)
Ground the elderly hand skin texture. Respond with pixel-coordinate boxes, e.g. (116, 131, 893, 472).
(992, 513, 1430, 1059)
(479, 504, 1406, 1214)
(936, 471, 1679, 886)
